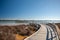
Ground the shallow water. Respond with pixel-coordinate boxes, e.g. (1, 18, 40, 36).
(0, 20, 29, 25)
(0, 20, 60, 25)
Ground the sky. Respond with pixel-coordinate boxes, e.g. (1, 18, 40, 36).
(0, 0, 60, 20)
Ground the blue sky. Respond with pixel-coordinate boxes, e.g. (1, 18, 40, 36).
(0, 0, 60, 20)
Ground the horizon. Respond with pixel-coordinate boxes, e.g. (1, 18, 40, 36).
(0, 18, 60, 20)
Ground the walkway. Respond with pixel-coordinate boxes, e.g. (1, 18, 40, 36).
(24, 24, 59, 40)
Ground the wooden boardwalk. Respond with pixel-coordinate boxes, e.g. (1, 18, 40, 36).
(24, 24, 59, 40)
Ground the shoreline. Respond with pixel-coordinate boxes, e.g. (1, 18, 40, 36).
(0, 23, 29, 26)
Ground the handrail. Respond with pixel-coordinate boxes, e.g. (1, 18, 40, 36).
(46, 24, 59, 40)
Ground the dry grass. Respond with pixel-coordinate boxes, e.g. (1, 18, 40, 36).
(0, 23, 40, 40)
(1, 23, 60, 40)
(55, 23, 60, 40)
